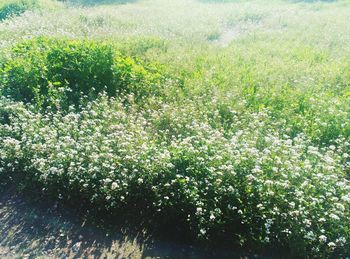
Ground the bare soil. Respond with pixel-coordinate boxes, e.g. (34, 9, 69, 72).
(0, 188, 267, 258)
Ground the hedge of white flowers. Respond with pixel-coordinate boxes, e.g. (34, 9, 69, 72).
(0, 94, 349, 257)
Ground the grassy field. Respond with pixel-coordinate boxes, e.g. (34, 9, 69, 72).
(0, 0, 349, 257)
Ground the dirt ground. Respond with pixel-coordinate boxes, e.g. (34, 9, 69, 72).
(0, 188, 265, 259)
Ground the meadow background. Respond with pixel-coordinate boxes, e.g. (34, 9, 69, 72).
(0, 0, 349, 257)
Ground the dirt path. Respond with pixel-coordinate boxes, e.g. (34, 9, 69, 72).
(0, 189, 144, 258)
(0, 189, 264, 259)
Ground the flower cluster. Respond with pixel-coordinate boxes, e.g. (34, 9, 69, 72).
(0, 94, 349, 257)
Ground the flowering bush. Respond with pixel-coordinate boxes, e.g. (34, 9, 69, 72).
(0, 38, 163, 110)
(0, 2, 349, 257)
(0, 95, 349, 257)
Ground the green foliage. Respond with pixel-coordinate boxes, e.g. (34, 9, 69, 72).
(0, 0, 37, 21)
(0, 37, 163, 110)
(116, 37, 169, 57)
(0, 0, 349, 257)
(65, 0, 138, 6)
(0, 96, 349, 257)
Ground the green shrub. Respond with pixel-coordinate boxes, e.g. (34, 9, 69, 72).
(0, 37, 163, 110)
(0, 0, 38, 21)
(0, 95, 349, 257)
(116, 37, 169, 57)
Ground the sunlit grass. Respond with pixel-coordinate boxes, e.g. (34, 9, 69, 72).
(0, 0, 349, 256)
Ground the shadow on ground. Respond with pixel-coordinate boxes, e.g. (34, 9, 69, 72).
(0, 188, 264, 258)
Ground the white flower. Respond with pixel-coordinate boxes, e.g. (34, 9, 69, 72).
(104, 178, 112, 184)
(265, 180, 273, 185)
(318, 218, 326, 223)
(327, 242, 336, 249)
(335, 203, 345, 211)
(329, 214, 340, 220)
(319, 235, 327, 243)
(111, 182, 119, 190)
(336, 237, 346, 246)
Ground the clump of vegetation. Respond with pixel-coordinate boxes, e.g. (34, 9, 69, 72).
(0, 0, 349, 257)
(0, 95, 349, 257)
(0, 0, 37, 21)
(116, 37, 169, 57)
(65, 0, 138, 6)
(0, 37, 163, 109)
